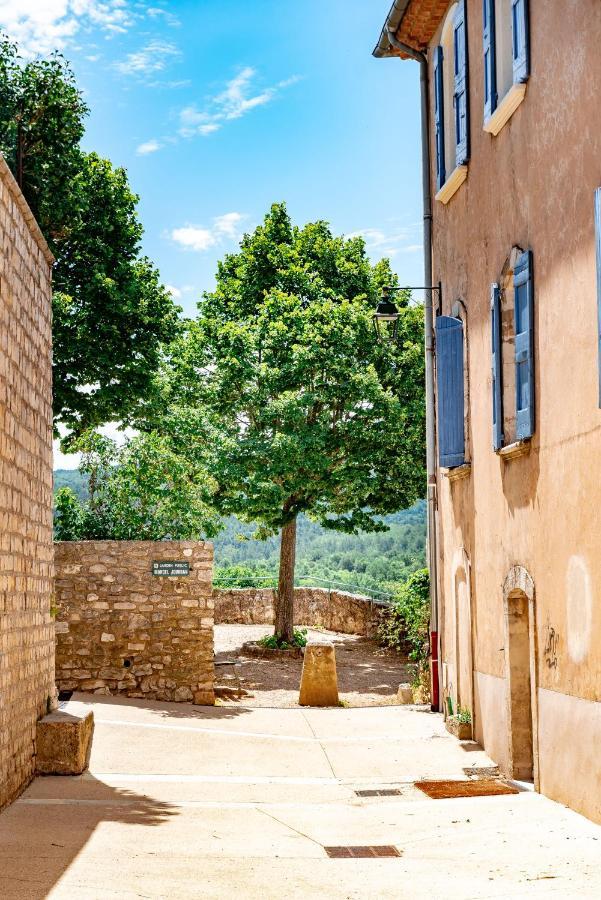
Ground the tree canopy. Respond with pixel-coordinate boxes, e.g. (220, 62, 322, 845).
(155, 203, 426, 640)
(0, 37, 179, 436)
(54, 431, 220, 542)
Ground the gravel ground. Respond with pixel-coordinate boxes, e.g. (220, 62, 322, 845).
(214, 623, 412, 708)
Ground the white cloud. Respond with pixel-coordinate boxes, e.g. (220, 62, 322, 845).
(0, 0, 134, 57)
(146, 6, 180, 26)
(170, 213, 246, 253)
(179, 67, 300, 138)
(165, 284, 182, 299)
(347, 226, 422, 259)
(115, 38, 180, 76)
(136, 138, 162, 155)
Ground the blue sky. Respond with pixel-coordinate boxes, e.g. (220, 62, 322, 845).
(0, 1, 423, 463)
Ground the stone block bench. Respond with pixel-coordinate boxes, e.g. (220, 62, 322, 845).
(36, 710, 94, 775)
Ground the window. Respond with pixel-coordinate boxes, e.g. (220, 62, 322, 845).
(491, 248, 534, 452)
(434, 1, 469, 203)
(436, 315, 465, 469)
(483, 0, 530, 135)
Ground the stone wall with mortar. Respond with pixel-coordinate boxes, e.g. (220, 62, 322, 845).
(54, 541, 215, 705)
(214, 587, 386, 637)
(0, 155, 55, 811)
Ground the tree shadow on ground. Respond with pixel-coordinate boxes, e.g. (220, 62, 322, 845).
(68, 691, 253, 721)
(214, 625, 412, 707)
(1, 773, 177, 900)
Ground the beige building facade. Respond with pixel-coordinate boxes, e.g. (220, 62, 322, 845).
(0, 155, 55, 810)
(375, 0, 601, 822)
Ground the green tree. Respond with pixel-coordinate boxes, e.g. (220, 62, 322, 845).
(0, 37, 179, 436)
(54, 431, 220, 542)
(160, 203, 425, 642)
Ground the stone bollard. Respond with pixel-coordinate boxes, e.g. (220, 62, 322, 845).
(36, 710, 94, 775)
(397, 683, 413, 705)
(299, 639, 339, 707)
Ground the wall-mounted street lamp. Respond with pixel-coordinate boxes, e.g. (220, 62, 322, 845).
(373, 284, 442, 342)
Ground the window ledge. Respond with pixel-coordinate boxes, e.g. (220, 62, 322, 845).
(497, 440, 531, 461)
(435, 164, 468, 205)
(484, 83, 527, 136)
(442, 463, 471, 482)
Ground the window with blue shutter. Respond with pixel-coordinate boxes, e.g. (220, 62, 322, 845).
(491, 283, 504, 450)
(434, 45, 445, 191)
(595, 189, 601, 406)
(482, 0, 497, 120)
(453, 0, 469, 166)
(514, 250, 534, 440)
(436, 316, 465, 468)
(511, 0, 530, 83)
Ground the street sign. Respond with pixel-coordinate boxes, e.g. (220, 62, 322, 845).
(152, 561, 190, 577)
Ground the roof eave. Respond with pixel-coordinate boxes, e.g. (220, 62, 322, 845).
(372, 0, 413, 58)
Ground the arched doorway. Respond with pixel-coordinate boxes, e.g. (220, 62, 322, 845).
(503, 566, 539, 786)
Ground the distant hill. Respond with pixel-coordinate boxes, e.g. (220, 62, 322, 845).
(54, 469, 88, 500)
(53, 469, 426, 594)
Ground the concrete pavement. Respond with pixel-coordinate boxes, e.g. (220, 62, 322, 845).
(1, 693, 600, 899)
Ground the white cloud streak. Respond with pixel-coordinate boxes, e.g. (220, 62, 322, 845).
(347, 226, 422, 259)
(0, 0, 134, 57)
(136, 138, 162, 155)
(179, 67, 301, 137)
(170, 213, 246, 253)
(115, 38, 180, 76)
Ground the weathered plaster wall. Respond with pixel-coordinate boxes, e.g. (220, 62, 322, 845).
(0, 155, 55, 810)
(214, 587, 385, 637)
(429, 0, 601, 822)
(55, 541, 215, 705)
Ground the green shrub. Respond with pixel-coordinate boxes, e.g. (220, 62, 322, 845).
(377, 568, 430, 666)
(258, 628, 308, 650)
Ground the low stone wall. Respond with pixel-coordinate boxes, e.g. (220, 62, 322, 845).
(214, 587, 386, 637)
(54, 541, 214, 704)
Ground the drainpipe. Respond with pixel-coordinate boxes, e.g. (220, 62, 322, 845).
(385, 30, 440, 712)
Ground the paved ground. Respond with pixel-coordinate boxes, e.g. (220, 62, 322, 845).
(214, 623, 412, 707)
(2, 694, 601, 899)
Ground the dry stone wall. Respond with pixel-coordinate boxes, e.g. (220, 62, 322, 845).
(55, 541, 215, 705)
(0, 155, 55, 810)
(214, 587, 385, 637)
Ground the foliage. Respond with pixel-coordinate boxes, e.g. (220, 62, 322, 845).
(257, 628, 308, 650)
(456, 706, 472, 725)
(0, 37, 179, 436)
(155, 203, 426, 638)
(53, 432, 220, 542)
(54, 469, 88, 501)
(378, 568, 430, 665)
(212, 503, 426, 594)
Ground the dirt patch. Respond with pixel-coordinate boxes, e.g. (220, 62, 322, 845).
(415, 780, 519, 799)
(214, 624, 411, 708)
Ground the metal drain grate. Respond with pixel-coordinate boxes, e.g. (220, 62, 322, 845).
(325, 846, 401, 859)
(354, 789, 402, 798)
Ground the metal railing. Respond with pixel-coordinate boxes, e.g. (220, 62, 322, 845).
(213, 571, 393, 603)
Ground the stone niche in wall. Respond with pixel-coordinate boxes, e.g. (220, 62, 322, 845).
(54, 541, 215, 705)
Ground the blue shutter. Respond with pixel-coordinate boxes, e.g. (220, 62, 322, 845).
(434, 45, 446, 191)
(514, 250, 534, 440)
(595, 189, 601, 406)
(491, 283, 504, 450)
(512, 0, 530, 83)
(482, 0, 497, 121)
(436, 316, 465, 468)
(453, 0, 470, 166)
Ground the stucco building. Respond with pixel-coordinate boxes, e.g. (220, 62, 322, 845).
(0, 154, 55, 810)
(374, 0, 601, 823)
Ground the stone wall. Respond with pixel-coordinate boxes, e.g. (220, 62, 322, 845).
(54, 541, 215, 705)
(214, 587, 385, 637)
(0, 155, 55, 810)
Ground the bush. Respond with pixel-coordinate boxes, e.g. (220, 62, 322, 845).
(258, 628, 308, 650)
(377, 568, 430, 666)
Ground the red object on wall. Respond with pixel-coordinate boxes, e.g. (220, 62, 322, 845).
(430, 630, 439, 711)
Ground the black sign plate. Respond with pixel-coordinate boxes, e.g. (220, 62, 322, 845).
(152, 561, 190, 577)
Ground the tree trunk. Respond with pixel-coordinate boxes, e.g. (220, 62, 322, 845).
(275, 516, 297, 643)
